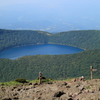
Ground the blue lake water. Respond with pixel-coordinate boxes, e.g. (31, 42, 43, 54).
(0, 44, 84, 60)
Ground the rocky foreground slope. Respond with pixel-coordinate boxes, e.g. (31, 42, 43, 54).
(0, 79, 100, 100)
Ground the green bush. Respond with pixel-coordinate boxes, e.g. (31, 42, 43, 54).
(14, 78, 27, 83)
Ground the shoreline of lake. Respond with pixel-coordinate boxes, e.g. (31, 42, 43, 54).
(0, 44, 84, 60)
(0, 43, 86, 53)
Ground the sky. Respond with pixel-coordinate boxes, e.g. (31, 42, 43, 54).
(0, 0, 100, 32)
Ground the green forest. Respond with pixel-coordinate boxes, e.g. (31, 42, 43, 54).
(1, 29, 100, 52)
(0, 49, 100, 82)
(0, 29, 100, 82)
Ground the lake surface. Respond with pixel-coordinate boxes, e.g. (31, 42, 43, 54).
(0, 44, 84, 60)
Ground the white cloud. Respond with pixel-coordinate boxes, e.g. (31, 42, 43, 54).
(39, 29, 44, 31)
(76, 29, 80, 30)
(45, 28, 51, 30)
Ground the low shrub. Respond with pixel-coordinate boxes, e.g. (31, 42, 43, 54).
(14, 78, 27, 83)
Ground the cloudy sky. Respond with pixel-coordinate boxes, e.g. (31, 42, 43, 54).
(0, 0, 100, 32)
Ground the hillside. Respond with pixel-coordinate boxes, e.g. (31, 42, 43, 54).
(0, 29, 100, 82)
(0, 49, 100, 82)
(49, 30, 100, 50)
(0, 29, 50, 52)
(1, 29, 100, 52)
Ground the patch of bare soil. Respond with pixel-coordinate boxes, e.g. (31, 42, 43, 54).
(1, 79, 100, 100)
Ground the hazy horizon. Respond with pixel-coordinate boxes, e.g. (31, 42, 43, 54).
(0, 0, 100, 32)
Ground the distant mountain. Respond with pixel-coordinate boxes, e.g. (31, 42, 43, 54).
(0, 20, 100, 33)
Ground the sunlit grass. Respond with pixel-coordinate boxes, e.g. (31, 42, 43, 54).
(0, 78, 74, 86)
(0, 81, 21, 86)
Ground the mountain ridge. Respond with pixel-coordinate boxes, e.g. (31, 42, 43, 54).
(0, 29, 100, 52)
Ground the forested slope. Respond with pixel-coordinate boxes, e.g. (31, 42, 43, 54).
(0, 49, 100, 82)
(0, 29, 50, 51)
(49, 30, 100, 50)
(0, 29, 100, 82)
(1, 29, 100, 51)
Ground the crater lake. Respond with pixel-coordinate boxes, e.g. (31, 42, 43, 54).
(0, 44, 84, 60)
